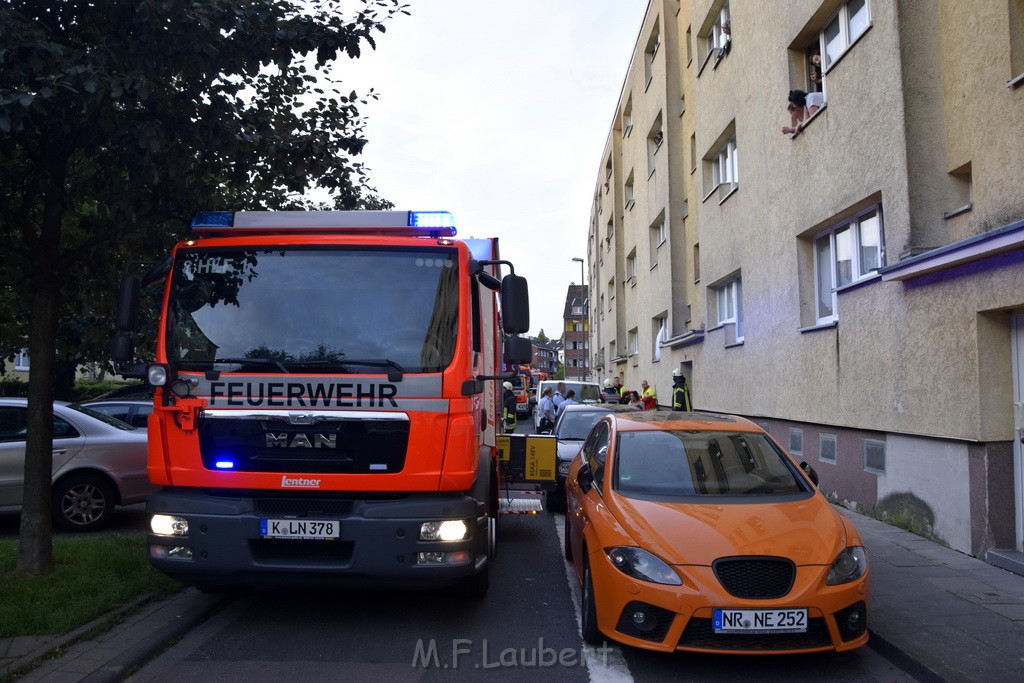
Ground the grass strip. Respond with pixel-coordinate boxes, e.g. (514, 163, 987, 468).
(0, 532, 181, 638)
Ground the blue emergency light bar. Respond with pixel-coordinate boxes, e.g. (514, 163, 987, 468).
(190, 210, 457, 237)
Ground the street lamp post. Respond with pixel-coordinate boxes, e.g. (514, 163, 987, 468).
(572, 257, 586, 381)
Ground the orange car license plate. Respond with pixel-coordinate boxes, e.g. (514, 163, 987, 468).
(713, 608, 807, 633)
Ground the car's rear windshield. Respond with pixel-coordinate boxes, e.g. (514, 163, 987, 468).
(556, 409, 608, 440)
(67, 403, 138, 431)
(613, 430, 806, 497)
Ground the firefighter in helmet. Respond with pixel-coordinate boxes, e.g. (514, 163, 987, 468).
(672, 369, 692, 411)
(502, 381, 518, 431)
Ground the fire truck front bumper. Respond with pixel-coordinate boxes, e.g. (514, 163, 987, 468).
(146, 488, 491, 589)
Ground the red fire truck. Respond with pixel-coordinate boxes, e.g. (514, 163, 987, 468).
(112, 210, 532, 596)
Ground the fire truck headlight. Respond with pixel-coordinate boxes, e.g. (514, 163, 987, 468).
(420, 520, 469, 541)
(151, 514, 189, 536)
(147, 364, 169, 387)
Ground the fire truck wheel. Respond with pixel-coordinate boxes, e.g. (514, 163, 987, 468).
(51, 471, 115, 532)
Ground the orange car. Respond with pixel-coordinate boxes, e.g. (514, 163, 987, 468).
(564, 411, 868, 654)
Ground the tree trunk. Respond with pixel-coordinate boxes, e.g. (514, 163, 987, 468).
(16, 271, 61, 575)
(17, 151, 67, 576)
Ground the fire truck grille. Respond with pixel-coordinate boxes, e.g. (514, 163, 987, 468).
(199, 416, 410, 474)
(249, 539, 355, 565)
(713, 557, 796, 599)
(255, 498, 356, 517)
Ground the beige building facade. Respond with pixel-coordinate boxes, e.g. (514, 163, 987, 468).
(588, 0, 1024, 563)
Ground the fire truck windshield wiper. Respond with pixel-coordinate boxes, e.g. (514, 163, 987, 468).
(290, 358, 405, 382)
(180, 357, 291, 374)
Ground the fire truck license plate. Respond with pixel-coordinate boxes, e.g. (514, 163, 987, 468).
(259, 519, 339, 540)
(713, 608, 807, 633)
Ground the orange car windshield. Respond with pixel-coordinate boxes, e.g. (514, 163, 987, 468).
(613, 430, 805, 497)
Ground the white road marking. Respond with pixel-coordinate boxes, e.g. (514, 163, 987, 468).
(553, 512, 634, 683)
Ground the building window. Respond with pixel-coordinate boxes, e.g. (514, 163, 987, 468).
(625, 171, 635, 209)
(1012, 0, 1024, 82)
(621, 96, 633, 137)
(864, 438, 886, 474)
(699, 2, 731, 72)
(649, 210, 666, 267)
(628, 328, 639, 357)
(606, 218, 614, 249)
(789, 428, 804, 455)
(823, 0, 871, 73)
(693, 243, 701, 282)
(814, 206, 884, 323)
(652, 313, 668, 361)
(703, 124, 738, 204)
(626, 249, 637, 284)
(608, 277, 615, 305)
(686, 24, 693, 65)
(14, 349, 30, 371)
(713, 275, 743, 344)
(644, 19, 661, 87)
(819, 433, 837, 464)
(689, 133, 697, 174)
(647, 112, 664, 176)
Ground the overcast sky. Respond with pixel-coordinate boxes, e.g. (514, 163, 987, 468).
(340, 1, 647, 339)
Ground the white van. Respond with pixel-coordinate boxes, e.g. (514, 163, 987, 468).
(532, 380, 603, 432)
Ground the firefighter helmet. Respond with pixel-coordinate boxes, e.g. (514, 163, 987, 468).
(603, 378, 613, 388)
(503, 381, 513, 390)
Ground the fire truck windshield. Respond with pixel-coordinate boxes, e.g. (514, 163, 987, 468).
(165, 246, 459, 374)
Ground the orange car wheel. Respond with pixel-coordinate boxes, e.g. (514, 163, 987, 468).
(581, 559, 603, 644)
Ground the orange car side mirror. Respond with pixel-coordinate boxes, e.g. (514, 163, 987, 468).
(578, 463, 594, 493)
(800, 461, 819, 487)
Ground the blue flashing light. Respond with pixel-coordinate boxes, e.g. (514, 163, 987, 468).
(191, 212, 235, 228)
(214, 460, 236, 470)
(408, 211, 456, 234)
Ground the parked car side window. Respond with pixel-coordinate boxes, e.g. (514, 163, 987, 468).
(0, 407, 79, 440)
(585, 422, 610, 491)
(0, 407, 27, 441)
(53, 416, 80, 439)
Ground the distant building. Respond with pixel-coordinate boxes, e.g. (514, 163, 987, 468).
(588, 0, 1024, 564)
(563, 284, 589, 380)
(531, 339, 558, 377)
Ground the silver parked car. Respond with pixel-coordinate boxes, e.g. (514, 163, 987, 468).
(0, 398, 156, 531)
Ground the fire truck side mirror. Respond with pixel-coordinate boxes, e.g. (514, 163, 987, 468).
(111, 333, 134, 363)
(500, 274, 529, 334)
(504, 336, 532, 365)
(116, 274, 141, 332)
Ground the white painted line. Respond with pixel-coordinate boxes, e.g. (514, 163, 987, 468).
(553, 512, 634, 683)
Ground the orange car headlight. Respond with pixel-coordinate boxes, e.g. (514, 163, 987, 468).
(826, 546, 867, 585)
(605, 547, 682, 586)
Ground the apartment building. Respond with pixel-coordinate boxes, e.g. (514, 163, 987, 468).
(588, 0, 1024, 564)
(563, 284, 590, 380)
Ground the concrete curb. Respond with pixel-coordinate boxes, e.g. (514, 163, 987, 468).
(1, 589, 227, 682)
(867, 628, 946, 683)
(0, 595, 154, 681)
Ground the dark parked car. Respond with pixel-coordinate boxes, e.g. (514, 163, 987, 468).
(0, 398, 156, 531)
(546, 403, 642, 512)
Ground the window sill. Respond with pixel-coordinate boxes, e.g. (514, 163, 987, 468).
(836, 272, 881, 295)
(724, 340, 744, 349)
(624, 199, 635, 211)
(1008, 72, 1024, 89)
(718, 185, 738, 205)
(697, 51, 714, 77)
(943, 203, 973, 219)
(787, 104, 826, 139)
(799, 320, 838, 334)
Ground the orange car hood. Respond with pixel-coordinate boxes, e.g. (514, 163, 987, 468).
(609, 493, 850, 566)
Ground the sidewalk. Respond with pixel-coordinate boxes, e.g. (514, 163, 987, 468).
(3, 509, 1024, 681)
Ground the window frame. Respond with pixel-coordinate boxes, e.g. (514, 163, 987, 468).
(822, 0, 871, 76)
(714, 276, 744, 343)
(813, 206, 885, 324)
(652, 313, 668, 361)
